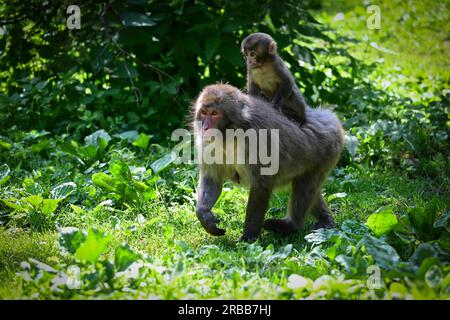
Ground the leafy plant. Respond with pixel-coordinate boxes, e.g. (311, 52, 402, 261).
(92, 156, 156, 207)
(2, 195, 60, 231)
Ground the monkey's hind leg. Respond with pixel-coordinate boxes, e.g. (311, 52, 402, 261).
(263, 175, 315, 235)
(311, 195, 335, 230)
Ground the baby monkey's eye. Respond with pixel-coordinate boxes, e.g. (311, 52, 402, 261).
(249, 51, 256, 57)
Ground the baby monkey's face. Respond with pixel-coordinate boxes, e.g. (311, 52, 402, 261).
(242, 48, 263, 69)
(241, 33, 275, 69)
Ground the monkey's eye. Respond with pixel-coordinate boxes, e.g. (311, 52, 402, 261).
(211, 110, 218, 116)
(249, 51, 256, 57)
(200, 110, 207, 116)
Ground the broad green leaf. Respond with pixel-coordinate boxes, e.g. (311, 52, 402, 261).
(390, 282, 407, 296)
(160, 81, 178, 95)
(78, 145, 98, 160)
(121, 11, 156, 27)
(59, 227, 86, 254)
(70, 204, 84, 215)
(433, 211, 450, 229)
(132, 133, 151, 149)
(357, 234, 400, 270)
(60, 142, 84, 164)
(97, 137, 109, 151)
(312, 275, 335, 290)
(425, 265, 443, 289)
(287, 274, 311, 290)
(65, 265, 82, 289)
(25, 195, 43, 208)
(327, 192, 347, 202)
(109, 157, 131, 181)
(325, 243, 339, 260)
(115, 243, 141, 272)
(304, 228, 342, 246)
(0, 136, 12, 150)
(31, 139, 50, 153)
(92, 173, 117, 192)
(114, 130, 139, 142)
(418, 257, 441, 280)
(129, 166, 147, 179)
(35, 80, 47, 90)
(116, 183, 140, 203)
(24, 130, 49, 140)
(132, 180, 156, 200)
(127, 111, 140, 123)
(276, 244, 293, 259)
(407, 200, 441, 241)
(335, 254, 356, 273)
(410, 243, 450, 265)
(24, 181, 44, 195)
(393, 230, 414, 243)
(75, 229, 111, 263)
(50, 182, 77, 200)
(341, 219, 372, 239)
(42, 199, 59, 215)
(366, 207, 398, 237)
(84, 129, 111, 147)
(0, 164, 10, 186)
(150, 153, 176, 174)
(2, 199, 23, 211)
(344, 133, 359, 157)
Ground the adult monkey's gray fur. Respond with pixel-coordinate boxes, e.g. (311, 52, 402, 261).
(193, 84, 344, 242)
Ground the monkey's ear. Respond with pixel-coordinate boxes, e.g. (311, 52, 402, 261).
(269, 41, 277, 55)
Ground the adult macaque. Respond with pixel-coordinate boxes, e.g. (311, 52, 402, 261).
(193, 84, 344, 242)
(241, 32, 308, 125)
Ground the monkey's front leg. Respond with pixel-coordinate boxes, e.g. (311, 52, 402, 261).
(248, 81, 262, 97)
(196, 175, 226, 236)
(241, 184, 272, 242)
(271, 81, 291, 112)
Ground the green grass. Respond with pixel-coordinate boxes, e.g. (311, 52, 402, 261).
(1, 167, 448, 299)
(317, 0, 450, 79)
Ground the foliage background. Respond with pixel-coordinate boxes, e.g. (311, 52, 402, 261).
(0, 0, 448, 299)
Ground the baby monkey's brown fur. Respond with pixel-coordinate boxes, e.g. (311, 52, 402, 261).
(241, 32, 307, 124)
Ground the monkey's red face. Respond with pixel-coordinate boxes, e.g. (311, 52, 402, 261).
(199, 107, 224, 133)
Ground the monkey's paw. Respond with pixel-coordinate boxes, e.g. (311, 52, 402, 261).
(205, 223, 226, 236)
(312, 219, 335, 230)
(200, 214, 225, 236)
(240, 233, 258, 243)
(197, 210, 226, 236)
(202, 217, 226, 236)
(263, 218, 296, 234)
